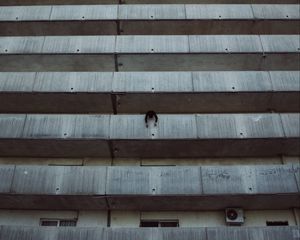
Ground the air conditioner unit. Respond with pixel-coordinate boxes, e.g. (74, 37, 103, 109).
(225, 208, 244, 226)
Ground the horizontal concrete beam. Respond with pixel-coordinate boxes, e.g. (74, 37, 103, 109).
(0, 35, 298, 71)
(0, 226, 299, 240)
(0, 113, 299, 157)
(1, 35, 299, 54)
(0, 165, 299, 210)
(0, 226, 298, 240)
(0, 71, 299, 113)
(0, 114, 300, 158)
(0, 4, 299, 21)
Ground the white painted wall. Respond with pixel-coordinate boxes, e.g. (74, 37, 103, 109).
(0, 210, 77, 226)
(140, 211, 225, 227)
(244, 210, 296, 226)
(77, 211, 107, 227)
(0, 209, 298, 227)
(111, 211, 140, 227)
(111, 210, 299, 227)
(0, 210, 107, 227)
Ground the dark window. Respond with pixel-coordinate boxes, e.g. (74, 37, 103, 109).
(140, 220, 179, 227)
(40, 219, 77, 227)
(266, 221, 289, 226)
(160, 221, 179, 227)
(140, 221, 159, 227)
(40, 220, 58, 227)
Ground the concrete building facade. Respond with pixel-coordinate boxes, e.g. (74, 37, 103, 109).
(0, 1, 299, 240)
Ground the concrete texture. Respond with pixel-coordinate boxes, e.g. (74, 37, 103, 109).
(1, 35, 299, 54)
(0, 113, 298, 157)
(0, 0, 299, 233)
(0, 5, 298, 35)
(0, 71, 299, 113)
(0, 226, 298, 240)
(0, 165, 298, 210)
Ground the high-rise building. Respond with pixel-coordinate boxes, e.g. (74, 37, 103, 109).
(0, 0, 299, 239)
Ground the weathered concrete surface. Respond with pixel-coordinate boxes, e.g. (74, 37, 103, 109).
(0, 165, 298, 210)
(1, 5, 298, 35)
(152, 228, 207, 240)
(0, 225, 58, 240)
(0, 165, 14, 193)
(0, 71, 299, 113)
(254, 165, 299, 193)
(1, 5, 298, 21)
(207, 227, 250, 240)
(106, 166, 202, 195)
(11, 166, 107, 194)
(0, 35, 298, 71)
(1, 35, 299, 54)
(247, 226, 300, 240)
(0, 226, 298, 240)
(0, 114, 299, 157)
(0, 114, 25, 138)
(202, 166, 254, 194)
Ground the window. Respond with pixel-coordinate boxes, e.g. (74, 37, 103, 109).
(266, 221, 289, 226)
(40, 220, 59, 227)
(59, 220, 77, 227)
(40, 219, 77, 227)
(140, 220, 179, 227)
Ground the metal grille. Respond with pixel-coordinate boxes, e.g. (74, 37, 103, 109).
(59, 220, 77, 227)
(140, 220, 179, 227)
